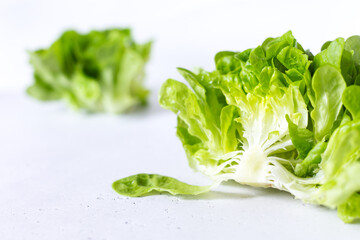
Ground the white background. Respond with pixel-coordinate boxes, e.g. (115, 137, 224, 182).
(1, 0, 360, 239)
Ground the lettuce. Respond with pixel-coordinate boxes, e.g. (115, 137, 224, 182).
(113, 31, 360, 223)
(113, 174, 211, 197)
(27, 29, 151, 113)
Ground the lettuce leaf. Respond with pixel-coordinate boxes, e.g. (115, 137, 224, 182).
(113, 174, 211, 197)
(310, 65, 346, 141)
(315, 120, 360, 210)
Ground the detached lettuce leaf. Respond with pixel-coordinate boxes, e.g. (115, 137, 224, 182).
(113, 174, 211, 197)
(27, 29, 151, 113)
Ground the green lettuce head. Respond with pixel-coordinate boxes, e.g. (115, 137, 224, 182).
(27, 29, 151, 113)
(113, 31, 360, 223)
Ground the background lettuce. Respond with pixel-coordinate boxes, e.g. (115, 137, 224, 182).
(27, 29, 151, 113)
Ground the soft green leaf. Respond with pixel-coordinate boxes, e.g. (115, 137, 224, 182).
(215, 51, 241, 74)
(277, 46, 309, 74)
(159, 79, 209, 144)
(317, 120, 360, 209)
(286, 115, 315, 159)
(311, 65, 346, 141)
(177, 68, 206, 100)
(321, 41, 332, 51)
(342, 85, 360, 119)
(113, 174, 211, 197)
(340, 48, 357, 85)
(262, 31, 296, 60)
(249, 46, 268, 73)
(294, 141, 327, 177)
(313, 38, 344, 71)
(345, 35, 360, 65)
(338, 193, 360, 223)
(220, 105, 240, 152)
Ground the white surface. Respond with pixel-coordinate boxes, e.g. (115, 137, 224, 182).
(1, 92, 360, 240)
(2, 0, 360, 239)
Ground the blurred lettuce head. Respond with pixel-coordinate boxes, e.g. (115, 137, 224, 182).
(27, 28, 152, 113)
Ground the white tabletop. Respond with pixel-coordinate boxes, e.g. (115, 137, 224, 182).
(1, 91, 359, 240)
(2, 0, 360, 239)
